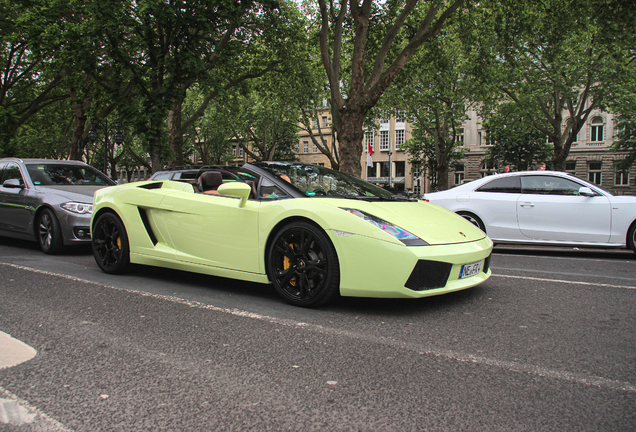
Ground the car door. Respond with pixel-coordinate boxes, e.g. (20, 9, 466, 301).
(471, 175, 523, 240)
(0, 162, 33, 234)
(516, 175, 611, 243)
(157, 191, 261, 273)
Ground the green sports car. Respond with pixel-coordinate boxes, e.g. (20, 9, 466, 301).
(91, 162, 493, 307)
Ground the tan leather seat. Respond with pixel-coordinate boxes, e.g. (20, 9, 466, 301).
(198, 171, 223, 194)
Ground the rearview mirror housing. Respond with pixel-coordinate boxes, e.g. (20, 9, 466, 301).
(217, 182, 251, 207)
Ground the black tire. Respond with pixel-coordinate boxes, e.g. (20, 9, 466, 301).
(628, 222, 636, 254)
(92, 212, 131, 274)
(38, 208, 64, 254)
(268, 221, 340, 307)
(457, 212, 486, 233)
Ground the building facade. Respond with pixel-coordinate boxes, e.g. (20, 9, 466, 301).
(452, 110, 636, 196)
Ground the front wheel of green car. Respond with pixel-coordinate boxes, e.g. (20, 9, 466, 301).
(268, 222, 340, 307)
(92, 212, 131, 274)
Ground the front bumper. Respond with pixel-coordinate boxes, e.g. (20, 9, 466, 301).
(328, 231, 493, 298)
(56, 210, 93, 244)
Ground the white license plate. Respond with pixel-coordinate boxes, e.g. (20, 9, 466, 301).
(459, 261, 482, 279)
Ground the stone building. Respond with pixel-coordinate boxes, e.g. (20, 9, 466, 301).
(202, 106, 636, 197)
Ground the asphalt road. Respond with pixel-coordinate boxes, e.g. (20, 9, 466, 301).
(0, 237, 634, 431)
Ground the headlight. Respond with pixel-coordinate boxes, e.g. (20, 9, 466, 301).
(341, 208, 428, 246)
(61, 202, 93, 214)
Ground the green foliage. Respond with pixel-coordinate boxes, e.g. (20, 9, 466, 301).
(381, 20, 474, 190)
(471, 0, 635, 170)
(483, 103, 553, 171)
(222, 75, 300, 162)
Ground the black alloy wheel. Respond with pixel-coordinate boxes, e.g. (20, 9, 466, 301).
(268, 221, 340, 307)
(38, 208, 64, 254)
(92, 212, 131, 274)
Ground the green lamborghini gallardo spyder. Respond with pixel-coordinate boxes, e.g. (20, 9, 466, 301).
(91, 162, 493, 307)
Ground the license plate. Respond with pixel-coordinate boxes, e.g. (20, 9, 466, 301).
(459, 261, 482, 279)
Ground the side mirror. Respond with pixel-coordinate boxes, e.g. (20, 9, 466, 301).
(217, 182, 252, 207)
(578, 186, 595, 197)
(2, 178, 24, 189)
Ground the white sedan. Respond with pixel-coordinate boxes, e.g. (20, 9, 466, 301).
(423, 171, 636, 253)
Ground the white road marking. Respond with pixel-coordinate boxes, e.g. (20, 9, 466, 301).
(0, 332, 37, 369)
(0, 387, 71, 431)
(2, 262, 635, 394)
(492, 273, 636, 290)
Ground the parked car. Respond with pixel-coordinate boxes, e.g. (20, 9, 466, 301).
(0, 158, 115, 254)
(91, 162, 493, 307)
(148, 165, 228, 182)
(422, 171, 636, 253)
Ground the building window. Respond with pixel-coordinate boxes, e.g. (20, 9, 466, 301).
(380, 161, 391, 177)
(312, 119, 318, 128)
(239, 147, 244, 157)
(303, 141, 309, 153)
(395, 161, 405, 177)
(365, 129, 375, 152)
(591, 117, 604, 142)
(565, 161, 576, 175)
(454, 164, 465, 185)
(380, 130, 390, 151)
(395, 129, 405, 150)
(588, 162, 602, 185)
(457, 127, 464, 144)
(380, 118, 389, 125)
(313, 143, 317, 153)
(322, 117, 328, 128)
(367, 163, 375, 178)
(480, 160, 496, 177)
(615, 169, 630, 186)
(232, 146, 237, 156)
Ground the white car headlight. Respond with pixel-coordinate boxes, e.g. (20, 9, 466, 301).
(61, 202, 93, 215)
(341, 208, 428, 246)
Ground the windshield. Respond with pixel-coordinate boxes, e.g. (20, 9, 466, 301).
(252, 162, 397, 199)
(26, 164, 115, 186)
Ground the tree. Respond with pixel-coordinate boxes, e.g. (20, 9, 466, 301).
(181, 85, 236, 166)
(472, 0, 634, 171)
(317, 0, 465, 177)
(0, 0, 69, 155)
(610, 80, 636, 170)
(482, 103, 553, 171)
(222, 77, 300, 162)
(89, 0, 284, 173)
(382, 21, 476, 190)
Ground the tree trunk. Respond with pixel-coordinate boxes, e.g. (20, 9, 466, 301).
(168, 89, 186, 167)
(150, 144, 162, 174)
(69, 94, 91, 161)
(336, 109, 366, 177)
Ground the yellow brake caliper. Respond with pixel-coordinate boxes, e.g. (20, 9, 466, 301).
(283, 244, 297, 286)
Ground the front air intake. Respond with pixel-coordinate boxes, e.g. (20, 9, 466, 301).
(404, 260, 452, 291)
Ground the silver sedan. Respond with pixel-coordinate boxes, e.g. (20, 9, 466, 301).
(423, 171, 636, 253)
(0, 158, 115, 254)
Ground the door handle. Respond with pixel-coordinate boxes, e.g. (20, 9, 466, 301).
(520, 202, 535, 208)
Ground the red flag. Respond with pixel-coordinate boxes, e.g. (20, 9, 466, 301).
(367, 141, 373, 167)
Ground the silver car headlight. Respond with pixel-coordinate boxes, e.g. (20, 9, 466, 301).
(61, 202, 94, 215)
(341, 208, 428, 246)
